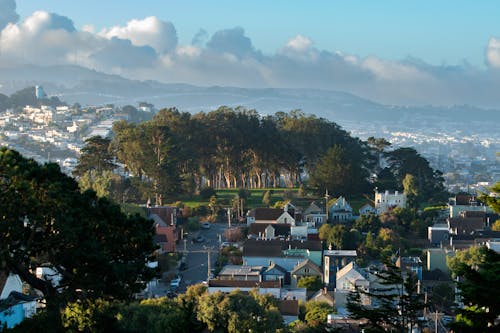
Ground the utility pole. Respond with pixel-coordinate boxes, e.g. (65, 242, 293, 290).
(227, 207, 231, 228)
(207, 247, 211, 281)
(435, 310, 438, 333)
(324, 189, 330, 223)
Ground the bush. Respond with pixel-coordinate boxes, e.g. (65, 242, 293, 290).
(200, 187, 216, 199)
(187, 217, 200, 231)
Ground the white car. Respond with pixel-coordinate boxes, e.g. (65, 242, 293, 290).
(170, 278, 181, 289)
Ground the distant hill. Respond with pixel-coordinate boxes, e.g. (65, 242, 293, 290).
(1, 64, 500, 125)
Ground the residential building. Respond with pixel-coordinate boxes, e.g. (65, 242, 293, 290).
(218, 265, 264, 281)
(329, 196, 353, 222)
(323, 250, 357, 287)
(334, 262, 370, 311)
(246, 208, 295, 226)
(303, 201, 327, 225)
(148, 206, 178, 253)
(0, 273, 37, 329)
(427, 248, 453, 273)
(395, 256, 423, 281)
(448, 194, 493, 218)
(358, 203, 376, 216)
(428, 223, 450, 246)
(242, 239, 323, 272)
(374, 189, 407, 214)
(290, 259, 323, 288)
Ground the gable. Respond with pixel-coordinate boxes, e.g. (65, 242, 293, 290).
(276, 211, 295, 224)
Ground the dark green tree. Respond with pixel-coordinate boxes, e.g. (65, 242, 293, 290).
(73, 136, 115, 177)
(449, 248, 500, 332)
(308, 145, 369, 197)
(0, 148, 156, 329)
(347, 263, 426, 333)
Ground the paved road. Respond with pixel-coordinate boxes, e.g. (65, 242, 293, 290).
(178, 222, 228, 291)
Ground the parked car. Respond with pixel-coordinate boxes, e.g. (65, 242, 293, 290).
(201, 222, 211, 229)
(220, 241, 233, 248)
(194, 235, 205, 243)
(170, 278, 181, 290)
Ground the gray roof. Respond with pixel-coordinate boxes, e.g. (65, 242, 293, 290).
(219, 265, 264, 277)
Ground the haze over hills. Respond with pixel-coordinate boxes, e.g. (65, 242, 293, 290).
(1, 64, 500, 127)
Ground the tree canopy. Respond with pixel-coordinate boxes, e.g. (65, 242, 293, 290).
(449, 248, 500, 332)
(0, 147, 156, 328)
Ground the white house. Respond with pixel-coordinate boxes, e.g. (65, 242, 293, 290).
(329, 196, 353, 222)
(374, 189, 407, 214)
(334, 262, 371, 313)
(303, 201, 327, 225)
(247, 208, 296, 226)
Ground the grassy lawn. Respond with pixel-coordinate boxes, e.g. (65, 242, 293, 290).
(123, 189, 374, 214)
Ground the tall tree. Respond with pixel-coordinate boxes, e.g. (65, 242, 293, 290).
(308, 145, 369, 197)
(0, 148, 156, 328)
(73, 136, 115, 177)
(347, 263, 426, 333)
(449, 249, 500, 332)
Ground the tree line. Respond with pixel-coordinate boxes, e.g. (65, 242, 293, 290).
(74, 106, 447, 206)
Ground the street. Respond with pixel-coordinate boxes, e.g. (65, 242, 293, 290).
(178, 221, 228, 292)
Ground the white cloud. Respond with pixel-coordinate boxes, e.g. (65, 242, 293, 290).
(99, 16, 177, 54)
(2, 5, 500, 107)
(486, 37, 500, 68)
(0, 0, 18, 30)
(285, 34, 313, 52)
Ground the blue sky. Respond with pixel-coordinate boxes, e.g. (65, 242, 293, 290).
(3, 0, 500, 106)
(15, 0, 500, 67)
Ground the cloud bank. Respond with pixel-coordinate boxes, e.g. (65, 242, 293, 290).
(2, 2, 500, 107)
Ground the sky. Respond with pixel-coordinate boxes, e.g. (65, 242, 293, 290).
(3, 0, 500, 107)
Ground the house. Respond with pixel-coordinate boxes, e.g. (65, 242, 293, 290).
(303, 201, 327, 225)
(309, 288, 335, 306)
(0, 273, 37, 329)
(374, 189, 407, 214)
(208, 280, 282, 298)
(247, 223, 290, 240)
(323, 250, 357, 287)
(242, 239, 323, 271)
(358, 203, 377, 216)
(290, 259, 323, 288)
(448, 212, 485, 235)
(290, 225, 308, 240)
(395, 256, 423, 281)
(329, 196, 353, 222)
(218, 265, 264, 281)
(246, 207, 296, 226)
(278, 300, 300, 325)
(262, 264, 287, 284)
(334, 262, 370, 311)
(428, 223, 450, 246)
(207, 279, 307, 301)
(448, 194, 493, 218)
(426, 248, 454, 273)
(486, 240, 500, 253)
(148, 206, 178, 253)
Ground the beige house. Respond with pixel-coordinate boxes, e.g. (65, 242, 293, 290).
(290, 259, 322, 288)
